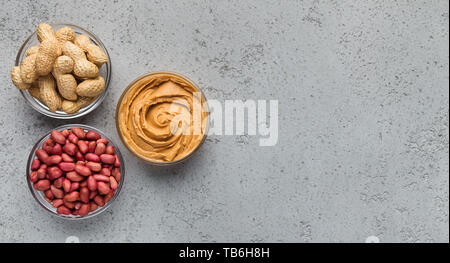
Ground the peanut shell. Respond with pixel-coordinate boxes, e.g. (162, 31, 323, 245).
(36, 23, 62, 56)
(39, 74, 61, 112)
(52, 56, 77, 101)
(20, 53, 38, 84)
(25, 46, 40, 57)
(56, 27, 76, 44)
(11, 66, 31, 90)
(28, 81, 40, 99)
(36, 39, 59, 76)
(76, 76, 105, 97)
(74, 34, 108, 66)
(62, 96, 96, 114)
(62, 42, 99, 78)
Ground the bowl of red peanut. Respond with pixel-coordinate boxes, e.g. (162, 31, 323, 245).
(26, 124, 125, 219)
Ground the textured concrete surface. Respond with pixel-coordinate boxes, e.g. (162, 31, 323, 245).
(0, 0, 448, 243)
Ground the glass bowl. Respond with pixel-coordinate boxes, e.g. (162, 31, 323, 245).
(26, 124, 125, 220)
(15, 23, 111, 119)
(115, 72, 209, 166)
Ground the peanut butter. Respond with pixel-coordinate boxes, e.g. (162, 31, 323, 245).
(117, 73, 207, 163)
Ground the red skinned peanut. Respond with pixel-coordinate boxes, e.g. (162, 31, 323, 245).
(77, 140, 88, 154)
(110, 176, 118, 190)
(44, 138, 54, 146)
(90, 202, 98, 212)
(100, 154, 115, 164)
(87, 176, 97, 191)
(43, 144, 53, 154)
(47, 155, 62, 165)
(88, 141, 96, 153)
(37, 168, 47, 179)
(74, 201, 82, 210)
(51, 130, 66, 145)
(89, 190, 98, 200)
(30, 171, 38, 183)
(61, 129, 70, 137)
(58, 162, 75, 172)
(45, 189, 54, 200)
(43, 138, 54, 154)
(64, 191, 79, 202)
(93, 174, 110, 182)
(62, 178, 71, 192)
(51, 185, 64, 199)
(61, 153, 74, 162)
(86, 130, 101, 140)
(112, 168, 121, 182)
(57, 206, 71, 215)
(94, 195, 105, 206)
(114, 155, 120, 167)
(104, 191, 114, 203)
(36, 149, 49, 163)
(31, 159, 41, 170)
(35, 180, 51, 191)
(51, 144, 63, 155)
(64, 200, 76, 209)
(105, 145, 115, 155)
(53, 177, 64, 188)
(48, 166, 63, 180)
(75, 151, 85, 161)
(66, 171, 84, 182)
(52, 199, 64, 208)
(95, 142, 106, 155)
(76, 161, 85, 166)
(86, 162, 102, 172)
(68, 133, 79, 144)
(75, 164, 91, 176)
(85, 153, 100, 162)
(80, 187, 89, 203)
(78, 204, 90, 216)
(71, 128, 86, 139)
(63, 143, 77, 156)
(97, 182, 110, 195)
(101, 168, 111, 176)
(69, 182, 80, 192)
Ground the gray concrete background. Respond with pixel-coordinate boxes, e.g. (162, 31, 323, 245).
(0, 0, 448, 243)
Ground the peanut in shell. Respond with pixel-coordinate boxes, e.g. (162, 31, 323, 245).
(39, 74, 62, 112)
(76, 76, 105, 97)
(74, 34, 108, 66)
(35, 39, 59, 76)
(25, 46, 40, 57)
(62, 42, 99, 78)
(52, 55, 77, 101)
(11, 66, 31, 90)
(62, 96, 96, 114)
(36, 23, 62, 56)
(20, 53, 38, 84)
(56, 27, 76, 44)
(28, 81, 40, 99)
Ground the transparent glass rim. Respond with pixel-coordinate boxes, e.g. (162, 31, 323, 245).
(26, 124, 125, 220)
(115, 71, 210, 166)
(15, 23, 112, 119)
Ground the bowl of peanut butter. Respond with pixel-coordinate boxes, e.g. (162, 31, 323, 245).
(116, 72, 209, 165)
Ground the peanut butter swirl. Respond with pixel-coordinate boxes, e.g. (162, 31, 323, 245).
(118, 73, 207, 163)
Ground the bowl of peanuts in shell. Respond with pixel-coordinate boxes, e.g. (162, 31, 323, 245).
(12, 23, 111, 119)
